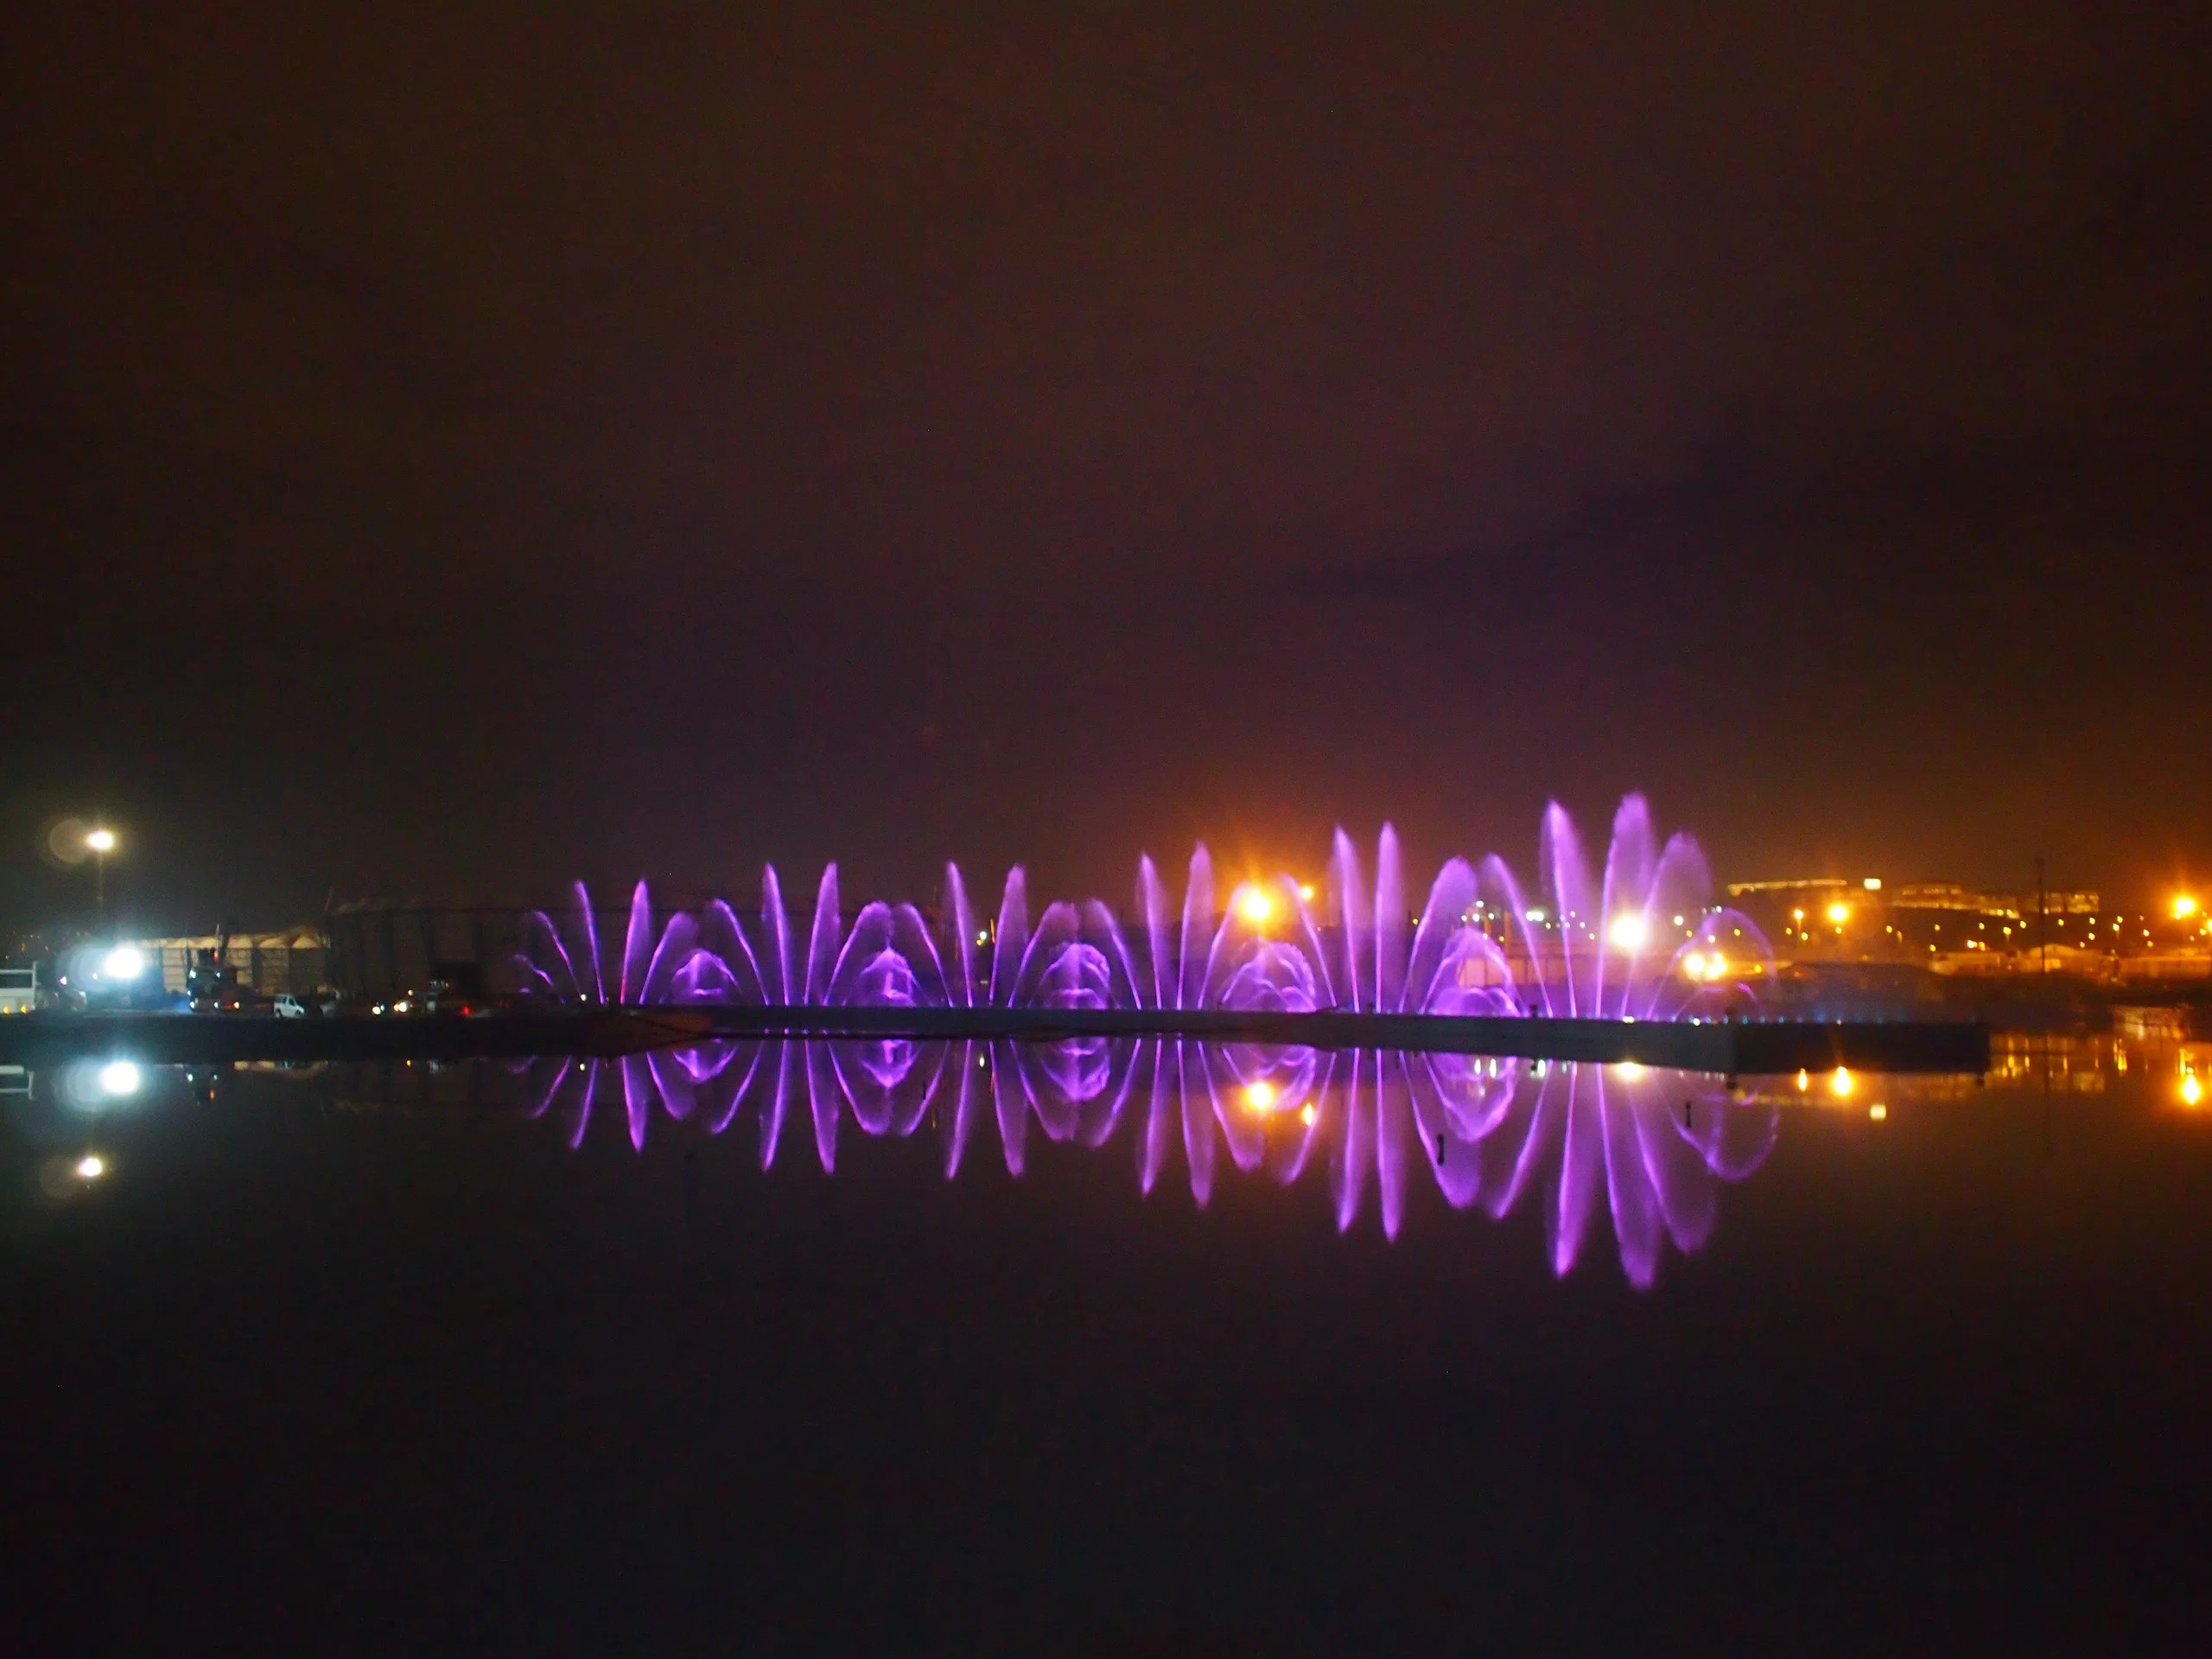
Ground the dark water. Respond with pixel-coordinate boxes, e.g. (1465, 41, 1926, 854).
(5, 1038, 2209, 1650)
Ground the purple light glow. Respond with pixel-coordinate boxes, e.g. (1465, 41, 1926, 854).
(518, 794, 1773, 1023)
(522, 1039, 1778, 1287)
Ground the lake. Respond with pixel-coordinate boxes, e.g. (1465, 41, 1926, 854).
(5, 1037, 2207, 1649)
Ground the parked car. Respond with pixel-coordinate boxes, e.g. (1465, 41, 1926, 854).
(424, 977, 480, 1016)
(272, 994, 307, 1018)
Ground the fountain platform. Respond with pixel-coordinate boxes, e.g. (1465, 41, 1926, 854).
(0, 1008, 1989, 1076)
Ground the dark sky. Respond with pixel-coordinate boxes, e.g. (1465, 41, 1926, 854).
(5, 4, 2208, 928)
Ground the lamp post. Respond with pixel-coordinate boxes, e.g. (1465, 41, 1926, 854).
(2035, 856, 2046, 976)
(86, 827, 117, 927)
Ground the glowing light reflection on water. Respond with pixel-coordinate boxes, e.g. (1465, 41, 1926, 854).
(523, 1040, 1778, 1289)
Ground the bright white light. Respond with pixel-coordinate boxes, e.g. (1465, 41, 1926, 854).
(1295, 882, 1315, 903)
(1525, 907, 1548, 923)
(1864, 877, 1883, 891)
(1235, 887, 1274, 927)
(1613, 1061, 1646, 1079)
(104, 945, 147, 980)
(1868, 1103, 1888, 1122)
(1606, 913, 1649, 950)
(1243, 1078, 1278, 1113)
(1298, 1102, 1318, 1128)
(1829, 1066, 1854, 1099)
(1826, 902, 1851, 925)
(74, 1154, 106, 1179)
(98, 1060, 141, 1097)
(85, 828, 117, 853)
(1681, 950, 1708, 980)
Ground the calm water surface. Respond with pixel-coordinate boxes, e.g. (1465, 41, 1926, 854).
(5, 1038, 2209, 1649)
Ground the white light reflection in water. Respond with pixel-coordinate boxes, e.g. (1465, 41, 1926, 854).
(521, 1041, 1778, 1289)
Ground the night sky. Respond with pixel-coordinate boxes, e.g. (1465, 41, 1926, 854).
(6, 6, 2208, 930)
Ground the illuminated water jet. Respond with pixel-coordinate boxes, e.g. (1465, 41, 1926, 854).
(517, 795, 1772, 1027)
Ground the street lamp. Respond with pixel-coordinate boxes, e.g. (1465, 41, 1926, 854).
(85, 827, 118, 925)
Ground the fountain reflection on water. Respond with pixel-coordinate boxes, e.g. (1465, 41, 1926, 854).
(523, 1039, 1777, 1288)
(509, 795, 1782, 1284)
(518, 795, 1772, 1026)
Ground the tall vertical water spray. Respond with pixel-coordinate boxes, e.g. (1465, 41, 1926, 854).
(517, 795, 1770, 1026)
